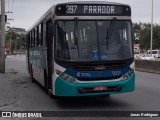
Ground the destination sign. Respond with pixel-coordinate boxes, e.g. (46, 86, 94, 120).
(55, 4, 131, 16)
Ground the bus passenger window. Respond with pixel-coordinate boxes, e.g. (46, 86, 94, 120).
(37, 26, 39, 46)
(35, 28, 37, 47)
(41, 23, 44, 46)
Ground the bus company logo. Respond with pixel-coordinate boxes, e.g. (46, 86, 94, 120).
(97, 72, 102, 77)
(77, 72, 91, 77)
(2, 112, 11, 117)
(112, 70, 121, 76)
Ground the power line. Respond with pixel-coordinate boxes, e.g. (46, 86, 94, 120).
(12, 0, 15, 21)
(8, 0, 10, 12)
(5, 0, 15, 28)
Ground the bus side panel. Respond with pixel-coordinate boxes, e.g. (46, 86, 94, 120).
(29, 47, 47, 86)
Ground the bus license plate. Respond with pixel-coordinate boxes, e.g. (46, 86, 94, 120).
(93, 86, 107, 91)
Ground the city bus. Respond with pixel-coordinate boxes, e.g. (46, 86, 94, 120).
(26, 1, 135, 97)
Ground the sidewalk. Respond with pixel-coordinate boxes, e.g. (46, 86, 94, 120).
(0, 55, 27, 111)
(0, 55, 45, 120)
(0, 71, 20, 111)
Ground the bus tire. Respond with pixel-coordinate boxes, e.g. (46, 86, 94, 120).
(44, 70, 57, 99)
(30, 65, 36, 83)
(47, 88, 58, 99)
(48, 90, 55, 99)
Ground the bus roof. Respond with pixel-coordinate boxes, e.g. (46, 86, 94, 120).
(27, 1, 130, 33)
(57, 1, 129, 6)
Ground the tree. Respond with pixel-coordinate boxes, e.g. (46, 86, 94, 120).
(5, 31, 26, 53)
(133, 22, 160, 50)
(133, 23, 142, 44)
(139, 27, 150, 50)
(153, 24, 160, 49)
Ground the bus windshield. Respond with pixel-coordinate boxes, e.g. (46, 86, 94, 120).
(55, 20, 133, 61)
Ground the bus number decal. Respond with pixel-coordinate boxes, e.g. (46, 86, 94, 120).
(112, 70, 121, 76)
(66, 5, 77, 14)
(77, 72, 91, 77)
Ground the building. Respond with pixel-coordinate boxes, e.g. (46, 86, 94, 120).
(134, 44, 140, 51)
(8, 27, 26, 35)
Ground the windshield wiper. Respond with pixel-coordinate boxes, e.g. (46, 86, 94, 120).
(74, 17, 80, 56)
(106, 17, 117, 49)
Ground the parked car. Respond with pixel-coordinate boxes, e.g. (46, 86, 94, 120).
(134, 50, 140, 59)
(140, 54, 155, 60)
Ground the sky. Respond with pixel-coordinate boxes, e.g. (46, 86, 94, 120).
(5, 0, 160, 30)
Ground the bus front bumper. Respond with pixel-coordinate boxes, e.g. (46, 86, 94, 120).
(55, 74, 135, 97)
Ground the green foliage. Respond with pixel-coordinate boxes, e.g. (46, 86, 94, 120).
(5, 31, 26, 51)
(133, 22, 160, 50)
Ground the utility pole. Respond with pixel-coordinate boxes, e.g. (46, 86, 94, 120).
(150, 0, 153, 56)
(0, 0, 6, 73)
(9, 28, 12, 55)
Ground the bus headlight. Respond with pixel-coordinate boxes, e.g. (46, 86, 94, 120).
(56, 69, 76, 83)
(123, 69, 134, 80)
(60, 72, 76, 83)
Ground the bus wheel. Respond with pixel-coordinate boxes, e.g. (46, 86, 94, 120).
(47, 88, 58, 99)
(47, 89, 56, 99)
(44, 70, 57, 99)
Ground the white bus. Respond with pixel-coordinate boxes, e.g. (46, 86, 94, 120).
(26, 1, 135, 98)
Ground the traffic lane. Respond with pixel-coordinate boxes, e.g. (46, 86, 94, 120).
(130, 71, 160, 111)
(136, 71, 160, 89)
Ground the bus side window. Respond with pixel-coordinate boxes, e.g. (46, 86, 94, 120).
(38, 24, 42, 46)
(41, 23, 43, 46)
(34, 29, 36, 47)
(37, 26, 39, 46)
(43, 23, 46, 46)
(29, 33, 31, 48)
(35, 28, 37, 47)
(32, 30, 35, 47)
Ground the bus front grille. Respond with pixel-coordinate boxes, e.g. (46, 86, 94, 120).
(71, 62, 127, 71)
(77, 76, 122, 81)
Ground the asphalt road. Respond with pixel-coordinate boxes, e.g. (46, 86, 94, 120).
(4, 55, 160, 120)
